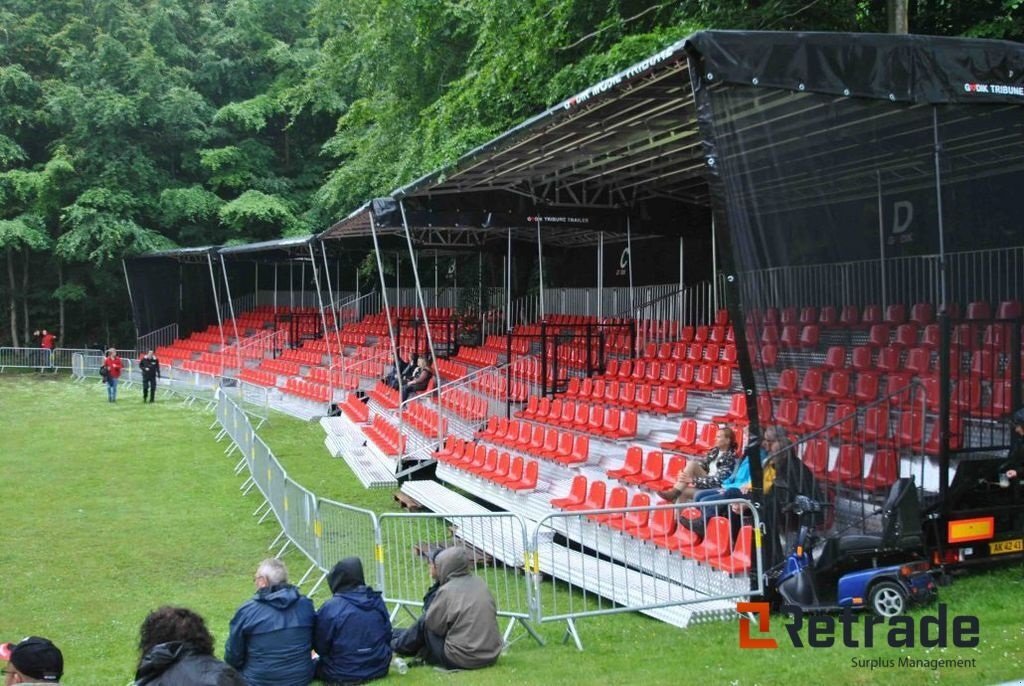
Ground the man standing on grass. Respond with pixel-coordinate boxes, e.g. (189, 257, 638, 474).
(225, 558, 316, 686)
(1, 636, 64, 684)
(138, 350, 161, 403)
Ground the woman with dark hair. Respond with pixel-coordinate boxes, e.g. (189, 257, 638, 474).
(658, 426, 739, 502)
(134, 607, 245, 686)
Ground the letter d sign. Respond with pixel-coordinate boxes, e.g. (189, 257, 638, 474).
(738, 602, 778, 649)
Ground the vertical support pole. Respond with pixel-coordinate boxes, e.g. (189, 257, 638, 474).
(308, 242, 334, 403)
(679, 236, 685, 325)
(877, 170, 888, 311)
(938, 312, 951, 512)
(273, 264, 278, 313)
(434, 251, 439, 309)
(711, 216, 719, 315)
(399, 200, 442, 446)
(540, 321, 548, 398)
(219, 254, 242, 370)
(506, 228, 513, 331)
(254, 262, 259, 308)
(626, 215, 634, 315)
(370, 215, 405, 405)
(207, 253, 226, 351)
(536, 218, 545, 320)
(932, 107, 948, 315)
(289, 262, 294, 310)
(301, 261, 306, 309)
(122, 259, 141, 347)
(597, 232, 604, 321)
(320, 241, 344, 364)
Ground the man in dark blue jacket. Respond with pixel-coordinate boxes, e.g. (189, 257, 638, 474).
(225, 558, 316, 686)
(314, 557, 392, 684)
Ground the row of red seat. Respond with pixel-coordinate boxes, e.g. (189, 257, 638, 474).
(453, 347, 500, 367)
(749, 300, 1021, 329)
(803, 441, 899, 490)
(564, 378, 688, 415)
(402, 401, 447, 437)
(280, 348, 326, 366)
(181, 360, 222, 376)
(481, 335, 531, 355)
(306, 366, 359, 390)
(516, 399, 638, 439)
(438, 443, 539, 491)
(237, 368, 277, 388)
(362, 416, 405, 457)
(606, 447, 686, 492)
(367, 381, 400, 410)
(641, 340, 738, 364)
(476, 419, 590, 464)
(470, 372, 531, 403)
(280, 378, 331, 403)
(549, 478, 753, 572)
(340, 394, 370, 424)
(506, 357, 562, 384)
(259, 358, 302, 377)
(660, 421, 745, 458)
(605, 359, 734, 392)
(436, 388, 488, 423)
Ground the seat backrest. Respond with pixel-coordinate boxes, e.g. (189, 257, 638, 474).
(697, 516, 733, 557)
(676, 418, 697, 443)
(642, 450, 665, 479)
(584, 480, 607, 509)
(604, 486, 628, 511)
(834, 444, 864, 480)
(823, 345, 846, 370)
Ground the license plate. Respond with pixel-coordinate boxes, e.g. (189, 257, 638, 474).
(989, 539, 1024, 555)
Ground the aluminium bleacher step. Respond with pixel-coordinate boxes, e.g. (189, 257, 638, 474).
(401, 478, 742, 629)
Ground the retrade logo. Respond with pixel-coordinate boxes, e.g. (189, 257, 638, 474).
(737, 603, 980, 649)
(737, 602, 778, 649)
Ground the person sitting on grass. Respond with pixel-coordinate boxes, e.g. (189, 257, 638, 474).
(225, 558, 316, 686)
(657, 426, 738, 503)
(314, 557, 392, 685)
(134, 606, 245, 686)
(391, 547, 502, 671)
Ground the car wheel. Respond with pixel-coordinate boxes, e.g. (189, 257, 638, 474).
(869, 580, 907, 617)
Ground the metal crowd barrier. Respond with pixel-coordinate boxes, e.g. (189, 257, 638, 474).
(214, 391, 758, 648)
(529, 500, 762, 648)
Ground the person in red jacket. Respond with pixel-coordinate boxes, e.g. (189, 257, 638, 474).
(102, 348, 124, 402)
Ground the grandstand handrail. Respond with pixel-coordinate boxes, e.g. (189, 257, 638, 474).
(137, 323, 179, 354)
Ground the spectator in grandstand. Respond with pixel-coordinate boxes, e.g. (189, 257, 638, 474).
(391, 547, 501, 671)
(102, 348, 124, 402)
(657, 426, 738, 502)
(400, 355, 434, 402)
(314, 557, 392, 684)
(693, 426, 786, 503)
(999, 407, 1024, 483)
(1, 636, 64, 684)
(225, 558, 316, 686)
(384, 352, 419, 390)
(134, 606, 245, 686)
(138, 350, 161, 403)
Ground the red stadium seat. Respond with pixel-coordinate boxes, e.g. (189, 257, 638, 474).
(802, 438, 830, 478)
(829, 444, 865, 485)
(708, 525, 755, 574)
(624, 450, 665, 486)
(551, 476, 589, 509)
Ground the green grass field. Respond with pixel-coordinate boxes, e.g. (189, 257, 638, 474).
(2, 375, 1022, 685)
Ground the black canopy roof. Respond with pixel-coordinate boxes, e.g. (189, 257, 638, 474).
(321, 30, 1024, 246)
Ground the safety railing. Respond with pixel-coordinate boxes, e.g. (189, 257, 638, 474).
(4, 346, 138, 372)
(215, 390, 761, 648)
(530, 499, 762, 648)
(137, 323, 179, 354)
(738, 245, 1024, 312)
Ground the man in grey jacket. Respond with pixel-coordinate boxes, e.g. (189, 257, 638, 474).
(392, 547, 502, 670)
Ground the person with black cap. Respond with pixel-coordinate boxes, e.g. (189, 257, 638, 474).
(314, 557, 392, 685)
(0, 636, 64, 684)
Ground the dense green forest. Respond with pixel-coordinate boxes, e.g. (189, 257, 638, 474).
(1, 0, 1021, 346)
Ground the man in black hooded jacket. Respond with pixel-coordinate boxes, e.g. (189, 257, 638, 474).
(314, 557, 392, 685)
